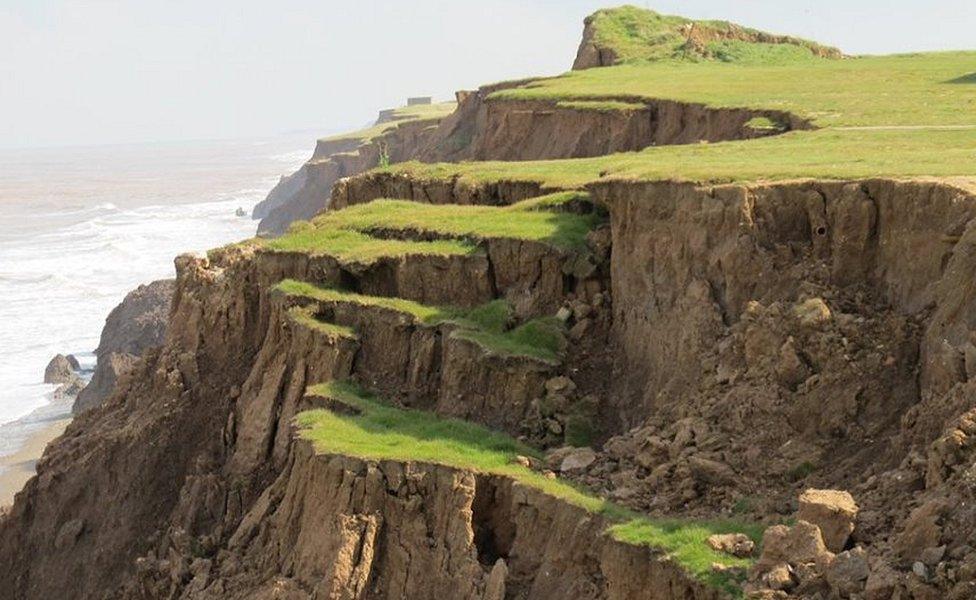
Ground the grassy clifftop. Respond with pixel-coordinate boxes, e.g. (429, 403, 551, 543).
(581, 5, 841, 65)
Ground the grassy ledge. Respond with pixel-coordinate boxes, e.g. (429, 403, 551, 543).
(275, 280, 566, 362)
(267, 192, 600, 257)
(320, 102, 457, 144)
(267, 225, 480, 264)
(286, 306, 358, 340)
(556, 99, 646, 112)
(297, 381, 762, 595)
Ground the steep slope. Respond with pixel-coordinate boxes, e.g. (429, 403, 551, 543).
(3, 6, 976, 600)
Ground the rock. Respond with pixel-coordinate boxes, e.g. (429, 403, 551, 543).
(511, 455, 532, 469)
(483, 559, 507, 600)
(797, 488, 858, 553)
(65, 354, 82, 371)
(44, 354, 77, 384)
(825, 547, 869, 597)
(794, 297, 832, 328)
(73, 352, 138, 414)
(94, 279, 173, 357)
(555, 306, 572, 322)
(545, 376, 576, 396)
(687, 456, 735, 485)
(755, 521, 834, 572)
(559, 447, 596, 472)
(894, 500, 946, 562)
(919, 544, 946, 566)
(864, 565, 899, 600)
(73, 279, 173, 413)
(912, 561, 929, 580)
(706, 533, 755, 557)
(544, 446, 575, 470)
(775, 337, 810, 389)
(763, 563, 795, 591)
(568, 318, 592, 341)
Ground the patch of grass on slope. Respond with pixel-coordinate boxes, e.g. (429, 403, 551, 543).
(275, 280, 565, 362)
(297, 380, 762, 595)
(286, 306, 358, 340)
(268, 192, 599, 257)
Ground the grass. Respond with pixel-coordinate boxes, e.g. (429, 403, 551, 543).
(275, 280, 566, 362)
(556, 99, 646, 112)
(384, 126, 976, 188)
(363, 43, 964, 187)
(297, 380, 762, 595)
(267, 225, 480, 264)
(496, 53, 976, 128)
(321, 102, 457, 144)
(287, 306, 358, 340)
(267, 192, 600, 256)
(582, 6, 838, 65)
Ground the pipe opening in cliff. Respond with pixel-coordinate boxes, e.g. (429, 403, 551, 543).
(471, 476, 515, 567)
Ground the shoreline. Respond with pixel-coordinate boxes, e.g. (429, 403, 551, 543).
(0, 416, 71, 508)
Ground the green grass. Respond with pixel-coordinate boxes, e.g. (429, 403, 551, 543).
(268, 192, 599, 256)
(320, 102, 457, 144)
(371, 49, 967, 187)
(275, 280, 565, 362)
(385, 126, 976, 188)
(268, 224, 479, 264)
(583, 6, 839, 65)
(297, 380, 762, 595)
(287, 306, 358, 340)
(556, 99, 645, 112)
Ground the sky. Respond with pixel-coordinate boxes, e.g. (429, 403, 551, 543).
(1, 0, 974, 149)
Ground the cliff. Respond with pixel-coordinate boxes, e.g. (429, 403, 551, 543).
(3, 5, 976, 600)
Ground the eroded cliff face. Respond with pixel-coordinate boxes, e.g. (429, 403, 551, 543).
(0, 214, 707, 600)
(259, 78, 807, 237)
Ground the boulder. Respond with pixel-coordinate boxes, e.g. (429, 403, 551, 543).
(755, 521, 834, 572)
(825, 547, 869, 597)
(797, 488, 858, 552)
(794, 297, 832, 328)
(44, 354, 77, 385)
(706, 533, 755, 558)
(559, 447, 596, 472)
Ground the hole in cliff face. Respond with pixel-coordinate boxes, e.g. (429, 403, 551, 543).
(471, 476, 516, 567)
(338, 268, 360, 292)
(816, 225, 827, 236)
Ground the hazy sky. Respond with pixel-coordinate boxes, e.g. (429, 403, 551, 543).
(2, 0, 974, 149)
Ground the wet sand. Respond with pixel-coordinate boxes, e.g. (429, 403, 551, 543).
(0, 417, 70, 508)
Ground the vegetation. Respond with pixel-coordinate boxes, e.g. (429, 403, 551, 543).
(275, 281, 566, 362)
(320, 102, 456, 144)
(267, 225, 479, 264)
(556, 99, 645, 112)
(297, 381, 762, 594)
(583, 6, 839, 65)
(286, 306, 358, 340)
(268, 192, 600, 257)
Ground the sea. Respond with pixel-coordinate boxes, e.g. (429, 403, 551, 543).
(0, 134, 313, 463)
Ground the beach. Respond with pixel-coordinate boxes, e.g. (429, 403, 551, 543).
(0, 417, 70, 508)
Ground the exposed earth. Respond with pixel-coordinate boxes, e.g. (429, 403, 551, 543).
(2, 6, 976, 600)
